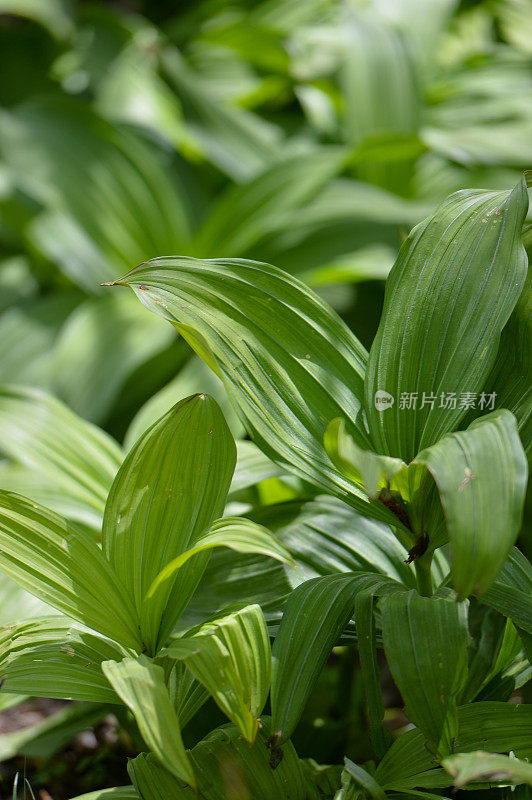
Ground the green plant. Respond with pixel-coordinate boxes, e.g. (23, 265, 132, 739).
(0, 394, 293, 795)
(96, 174, 529, 795)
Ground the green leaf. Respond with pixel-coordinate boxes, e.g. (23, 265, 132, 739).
(102, 394, 236, 653)
(129, 718, 313, 800)
(271, 572, 403, 741)
(110, 257, 402, 528)
(0, 619, 126, 702)
(342, 759, 387, 800)
(365, 176, 529, 462)
(325, 416, 407, 498)
(381, 590, 469, 757)
(0, 493, 140, 649)
(355, 590, 392, 758)
(376, 702, 532, 790)
(164, 605, 271, 743)
(0, 384, 122, 529)
(485, 269, 532, 459)
(67, 788, 138, 799)
(145, 517, 292, 621)
(412, 410, 528, 597)
(102, 655, 195, 788)
(480, 547, 532, 634)
(443, 751, 532, 789)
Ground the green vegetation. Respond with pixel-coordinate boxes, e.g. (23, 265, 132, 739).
(0, 1, 531, 798)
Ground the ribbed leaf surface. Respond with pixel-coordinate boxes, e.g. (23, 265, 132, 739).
(110, 257, 400, 527)
(381, 591, 469, 757)
(103, 655, 194, 787)
(102, 394, 236, 652)
(413, 410, 527, 597)
(365, 176, 529, 462)
(0, 493, 140, 649)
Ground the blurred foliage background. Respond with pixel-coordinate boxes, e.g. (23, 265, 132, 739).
(1, 0, 532, 796)
(2, 0, 532, 438)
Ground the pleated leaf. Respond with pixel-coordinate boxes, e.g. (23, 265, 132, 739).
(165, 605, 271, 743)
(271, 572, 404, 741)
(376, 702, 532, 791)
(102, 655, 194, 788)
(102, 394, 236, 653)
(0, 619, 126, 702)
(0, 493, 140, 649)
(381, 590, 469, 757)
(145, 517, 292, 614)
(325, 416, 407, 499)
(128, 718, 312, 800)
(365, 175, 529, 462)
(443, 751, 532, 789)
(355, 590, 392, 758)
(480, 547, 532, 634)
(413, 410, 527, 598)
(109, 257, 402, 528)
(0, 384, 122, 529)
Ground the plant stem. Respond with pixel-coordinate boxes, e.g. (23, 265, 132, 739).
(415, 554, 433, 597)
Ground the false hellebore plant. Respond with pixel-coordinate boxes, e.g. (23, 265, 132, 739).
(0, 176, 530, 798)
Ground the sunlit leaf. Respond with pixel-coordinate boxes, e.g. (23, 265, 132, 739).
(102, 655, 195, 787)
(103, 394, 236, 652)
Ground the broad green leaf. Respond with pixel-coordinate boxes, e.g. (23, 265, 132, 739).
(459, 601, 507, 703)
(129, 718, 313, 800)
(355, 590, 392, 758)
(365, 175, 529, 462)
(0, 384, 122, 528)
(182, 495, 417, 634)
(443, 751, 532, 789)
(110, 257, 403, 529)
(341, 759, 387, 800)
(413, 410, 527, 597)
(480, 547, 532, 634)
(102, 655, 195, 788)
(102, 394, 236, 653)
(376, 702, 532, 790)
(272, 572, 403, 741)
(145, 516, 293, 614)
(0, 619, 126, 702)
(0, 493, 140, 649)
(163, 659, 209, 728)
(165, 605, 270, 742)
(381, 590, 469, 757)
(325, 416, 407, 499)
